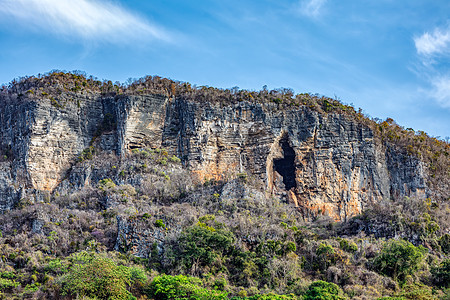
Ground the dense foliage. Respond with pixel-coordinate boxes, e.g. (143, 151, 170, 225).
(303, 281, 346, 300)
(59, 253, 144, 299)
(371, 240, 427, 282)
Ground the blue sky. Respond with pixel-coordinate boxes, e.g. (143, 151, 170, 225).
(0, 0, 449, 138)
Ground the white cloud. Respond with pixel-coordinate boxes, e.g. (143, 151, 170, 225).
(412, 26, 450, 110)
(0, 0, 169, 44)
(298, 0, 327, 18)
(414, 27, 450, 56)
(430, 75, 450, 108)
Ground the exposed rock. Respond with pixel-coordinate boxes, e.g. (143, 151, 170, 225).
(0, 161, 24, 211)
(0, 91, 430, 221)
(220, 179, 266, 205)
(115, 215, 174, 259)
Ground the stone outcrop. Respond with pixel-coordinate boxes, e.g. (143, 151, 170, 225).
(0, 90, 429, 220)
(0, 93, 116, 209)
(115, 215, 168, 258)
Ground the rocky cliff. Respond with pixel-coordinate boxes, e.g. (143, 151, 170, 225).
(0, 74, 439, 221)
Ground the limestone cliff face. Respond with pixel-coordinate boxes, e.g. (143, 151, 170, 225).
(0, 94, 117, 208)
(0, 92, 428, 220)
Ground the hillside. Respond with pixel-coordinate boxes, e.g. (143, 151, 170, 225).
(0, 71, 448, 299)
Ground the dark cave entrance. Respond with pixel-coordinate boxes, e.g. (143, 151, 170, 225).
(274, 136, 297, 190)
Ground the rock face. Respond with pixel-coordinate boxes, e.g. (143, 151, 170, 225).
(0, 92, 429, 220)
(115, 215, 168, 258)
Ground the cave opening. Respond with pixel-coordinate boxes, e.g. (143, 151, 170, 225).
(273, 136, 297, 190)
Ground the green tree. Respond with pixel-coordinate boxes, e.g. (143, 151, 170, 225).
(308, 243, 345, 272)
(230, 294, 298, 299)
(431, 258, 450, 288)
(397, 283, 436, 300)
(439, 234, 450, 255)
(177, 223, 235, 275)
(304, 280, 346, 300)
(372, 239, 427, 282)
(147, 274, 228, 300)
(60, 255, 138, 300)
(0, 277, 19, 291)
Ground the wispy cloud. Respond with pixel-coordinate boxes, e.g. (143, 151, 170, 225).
(429, 75, 450, 108)
(0, 0, 170, 44)
(413, 25, 450, 109)
(414, 27, 450, 56)
(298, 0, 327, 18)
